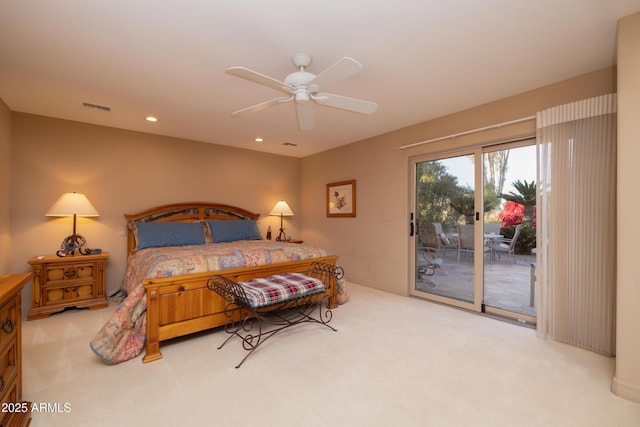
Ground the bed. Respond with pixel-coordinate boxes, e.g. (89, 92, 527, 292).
(90, 202, 338, 364)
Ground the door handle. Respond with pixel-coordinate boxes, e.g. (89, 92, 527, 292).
(409, 213, 415, 236)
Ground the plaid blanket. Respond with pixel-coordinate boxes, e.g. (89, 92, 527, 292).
(239, 273, 325, 308)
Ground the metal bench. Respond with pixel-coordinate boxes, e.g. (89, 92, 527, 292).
(207, 261, 343, 368)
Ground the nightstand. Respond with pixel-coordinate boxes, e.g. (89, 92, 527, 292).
(27, 252, 108, 320)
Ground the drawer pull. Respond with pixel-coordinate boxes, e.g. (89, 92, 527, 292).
(1, 318, 15, 334)
(64, 287, 78, 293)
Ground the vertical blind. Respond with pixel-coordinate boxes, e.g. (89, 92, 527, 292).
(536, 93, 617, 356)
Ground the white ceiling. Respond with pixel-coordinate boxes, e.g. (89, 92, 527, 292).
(1, 1, 638, 158)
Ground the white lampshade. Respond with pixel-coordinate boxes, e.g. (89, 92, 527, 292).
(269, 200, 294, 217)
(46, 192, 99, 217)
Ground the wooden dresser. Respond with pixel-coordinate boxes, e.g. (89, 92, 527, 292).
(0, 273, 31, 427)
(27, 253, 108, 321)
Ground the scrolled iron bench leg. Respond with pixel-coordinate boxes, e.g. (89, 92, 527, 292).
(206, 263, 341, 368)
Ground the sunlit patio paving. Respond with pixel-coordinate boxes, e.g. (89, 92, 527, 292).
(415, 253, 537, 320)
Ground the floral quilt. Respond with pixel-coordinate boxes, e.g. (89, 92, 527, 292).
(90, 240, 328, 364)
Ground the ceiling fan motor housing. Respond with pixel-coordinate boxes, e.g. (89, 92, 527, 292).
(284, 70, 316, 86)
(284, 69, 318, 104)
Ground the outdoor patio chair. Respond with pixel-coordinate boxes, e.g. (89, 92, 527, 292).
(434, 223, 458, 257)
(417, 246, 443, 289)
(457, 224, 490, 261)
(483, 222, 501, 234)
(489, 224, 523, 263)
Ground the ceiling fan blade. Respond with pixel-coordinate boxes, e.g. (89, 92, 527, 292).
(231, 96, 293, 117)
(311, 57, 363, 91)
(296, 103, 315, 131)
(314, 93, 378, 115)
(226, 67, 292, 94)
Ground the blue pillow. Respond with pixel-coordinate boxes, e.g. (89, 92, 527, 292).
(207, 220, 262, 243)
(136, 221, 206, 249)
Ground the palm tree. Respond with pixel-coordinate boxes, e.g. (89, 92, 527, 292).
(449, 191, 475, 224)
(449, 188, 497, 224)
(499, 180, 536, 227)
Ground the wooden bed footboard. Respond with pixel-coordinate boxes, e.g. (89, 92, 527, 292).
(141, 255, 339, 363)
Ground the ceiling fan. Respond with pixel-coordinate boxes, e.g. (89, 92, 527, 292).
(226, 52, 377, 131)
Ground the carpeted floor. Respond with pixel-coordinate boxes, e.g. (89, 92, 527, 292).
(22, 282, 640, 426)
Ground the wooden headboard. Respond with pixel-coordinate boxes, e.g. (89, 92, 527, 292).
(124, 202, 260, 257)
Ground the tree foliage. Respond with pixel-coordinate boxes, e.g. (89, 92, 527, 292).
(484, 150, 509, 197)
(416, 161, 461, 231)
(449, 188, 497, 224)
(416, 160, 496, 230)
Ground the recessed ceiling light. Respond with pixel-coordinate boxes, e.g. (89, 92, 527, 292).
(255, 137, 263, 142)
(145, 116, 158, 122)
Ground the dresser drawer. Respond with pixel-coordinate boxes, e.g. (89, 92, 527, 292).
(0, 296, 17, 353)
(0, 339, 18, 403)
(0, 375, 18, 407)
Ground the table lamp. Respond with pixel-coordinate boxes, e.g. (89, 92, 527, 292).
(46, 192, 99, 256)
(269, 200, 294, 241)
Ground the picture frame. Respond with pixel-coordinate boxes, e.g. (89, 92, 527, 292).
(326, 180, 356, 217)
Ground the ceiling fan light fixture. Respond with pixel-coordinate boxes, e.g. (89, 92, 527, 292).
(294, 90, 310, 103)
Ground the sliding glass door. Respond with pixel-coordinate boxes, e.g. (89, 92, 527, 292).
(410, 149, 483, 312)
(482, 143, 537, 323)
(410, 140, 537, 323)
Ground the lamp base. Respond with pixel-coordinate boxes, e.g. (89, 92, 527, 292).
(275, 228, 291, 242)
(56, 234, 87, 257)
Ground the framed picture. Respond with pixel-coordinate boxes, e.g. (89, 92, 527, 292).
(327, 180, 356, 217)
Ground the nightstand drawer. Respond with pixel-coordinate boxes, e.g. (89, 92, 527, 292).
(42, 282, 95, 306)
(44, 262, 96, 284)
(0, 296, 17, 353)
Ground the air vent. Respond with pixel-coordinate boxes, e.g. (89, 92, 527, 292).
(82, 102, 111, 112)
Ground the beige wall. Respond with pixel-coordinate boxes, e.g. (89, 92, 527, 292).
(301, 67, 616, 295)
(9, 113, 301, 307)
(0, 98, 11, 274)
(613, 11, 640, 404)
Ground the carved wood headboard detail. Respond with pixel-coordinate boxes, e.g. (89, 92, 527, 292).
(124, 202, 260, 257)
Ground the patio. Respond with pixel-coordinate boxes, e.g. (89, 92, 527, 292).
(416, 253, 537, 319)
